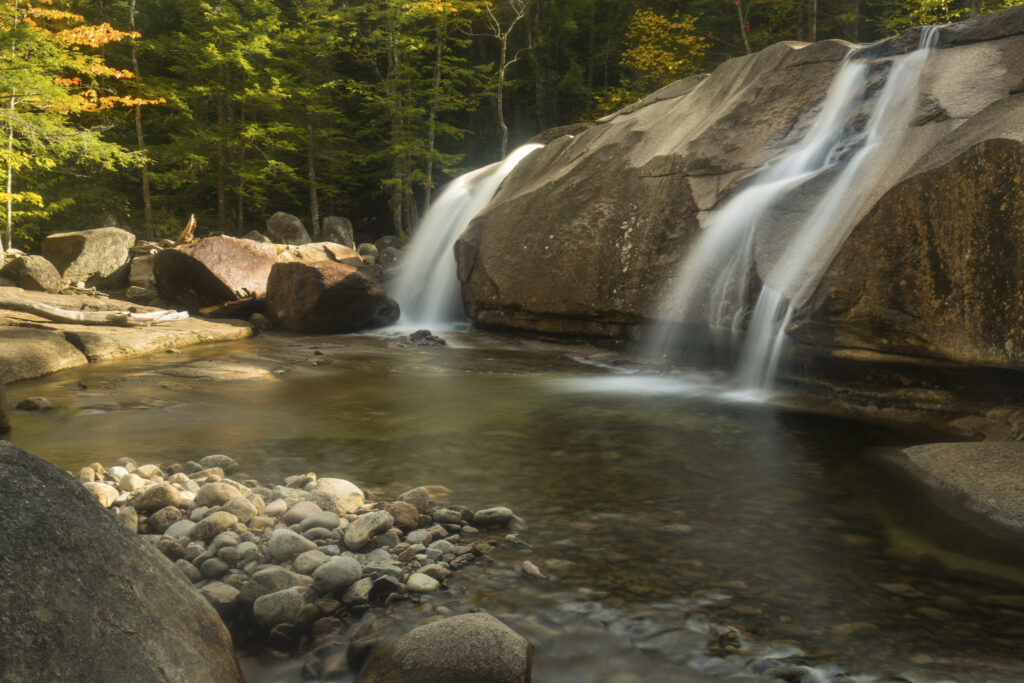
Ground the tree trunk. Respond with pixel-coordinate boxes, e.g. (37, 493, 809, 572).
(5, 96, 14, 254)
(217, 62, 229, 234)
(307, 109, 319, 237)
(497, 35, 509, 159)
(236, 100, 246, 235)
(804, 0, 818, 43)
(128, 0, 153, 238)
(839, 0, 860, 42)
(737, 1, 751, 55)
(425, 17, 446, 208)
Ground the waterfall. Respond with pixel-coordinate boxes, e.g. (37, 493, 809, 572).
(391, 144, 543, 327)
(647, 27, 941, 390)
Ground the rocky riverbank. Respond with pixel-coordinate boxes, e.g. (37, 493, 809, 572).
(74, 452, 536, 681)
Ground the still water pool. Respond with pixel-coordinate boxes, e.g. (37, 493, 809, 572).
(8, 332, 1024, 682)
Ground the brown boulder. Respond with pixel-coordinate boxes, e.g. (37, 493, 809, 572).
(320, 216, 355, 247)
(265, 260, 399, 333)
(153, 235, 277, 310)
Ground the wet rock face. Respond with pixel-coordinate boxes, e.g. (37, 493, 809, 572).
(797, 138, 1024, 370)
(456, 5, 1024, 348)
(0, 442, 243, 683)
(41, 227, 135, 287)
(265, 260, 400, 333)
(153, 235, 278, 310)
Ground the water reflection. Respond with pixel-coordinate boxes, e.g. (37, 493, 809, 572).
(7, 333, 1024, 681)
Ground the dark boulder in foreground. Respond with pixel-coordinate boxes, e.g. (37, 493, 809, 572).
(361, 613, 532, 683)
(0, 441, 243, 682)
(153, 235, 278, 310)
(266, 260, 399, 333)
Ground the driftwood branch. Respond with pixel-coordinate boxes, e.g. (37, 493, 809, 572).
(175, 213, 197, 245)
(0, 297, 188, 327)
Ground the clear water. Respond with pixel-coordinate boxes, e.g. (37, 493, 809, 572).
(7, 334, 1024, 682)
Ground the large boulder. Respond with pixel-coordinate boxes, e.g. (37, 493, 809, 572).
(360, 613, 532, 683)
(153, 235, 278, 310)
(41, 227, 135, 287)
(321, 216, 355, 248)
(267, 212, 312, 245)
(0, 255, 62, 293)
(0, 441, 243, 682)
(455, 7, 1024, 343)
(265, 260, 399, 333)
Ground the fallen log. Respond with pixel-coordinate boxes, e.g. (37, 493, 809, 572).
(0, 297, 188, 327)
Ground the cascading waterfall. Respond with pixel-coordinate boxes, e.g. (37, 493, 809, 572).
(391, 144, 543, 327)
(647, 27, 941, 390)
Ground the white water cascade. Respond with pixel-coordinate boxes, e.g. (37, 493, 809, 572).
(391, 144, 543, 327)
(648, 27, 941, 390)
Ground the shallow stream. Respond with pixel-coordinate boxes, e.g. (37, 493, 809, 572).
(8, 332, 1024, 682)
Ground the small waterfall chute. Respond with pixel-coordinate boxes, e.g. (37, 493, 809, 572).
(647, 27, 942, 392)
(391, 144, 543, 328)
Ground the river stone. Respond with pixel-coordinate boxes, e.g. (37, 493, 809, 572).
(298, 510, 341, 532)
(153, 235, 278, 310)
(199, 454, 240, 474)
(199, 581, 240, 619)
(196, 481, 242, 507)
(265, 261, 400, 333)
(41, 227, 135, 287)
(201, 557, 231, 579)
(342, 576, 373, 605)
(147, 506, 183, 534)
(473, 507, 514, 526)
(253, 586, 315, 627)
(312, 556, 363, 594)
(0, 255, 62, 293)
(268, 528, 318, 561)
(397, 486, 430, 513)
(135, 464, 163, 479)
(310, 478, 364, 514)
(267, 211, 312, 245)
(190, 511, 239, 543)
(221, 495, 257, 523)
(361, 613, 531, 683)
(81, 481, 119, 507)
(265, 498, 289, 517)
(294, 549, 331, 575)
(119, 472, 146, 492)
(132, 483, 182, 511)
(239, 566, 312, 603)
(283, 500, 323, 524)
(15, 396, 53, 412)
(406, 573, 440, 593)
(381, 501, 419, 531)
(0, 442, 243, 681)
(164, 519, 197, 538)
(344, 510, 395, 551)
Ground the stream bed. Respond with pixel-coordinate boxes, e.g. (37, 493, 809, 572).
(7, 331, 1024, 682)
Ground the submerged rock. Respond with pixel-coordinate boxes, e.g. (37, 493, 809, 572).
(360, 613, 531, 683)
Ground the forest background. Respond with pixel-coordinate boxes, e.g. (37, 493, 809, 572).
(0, 0, 1018, 251)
